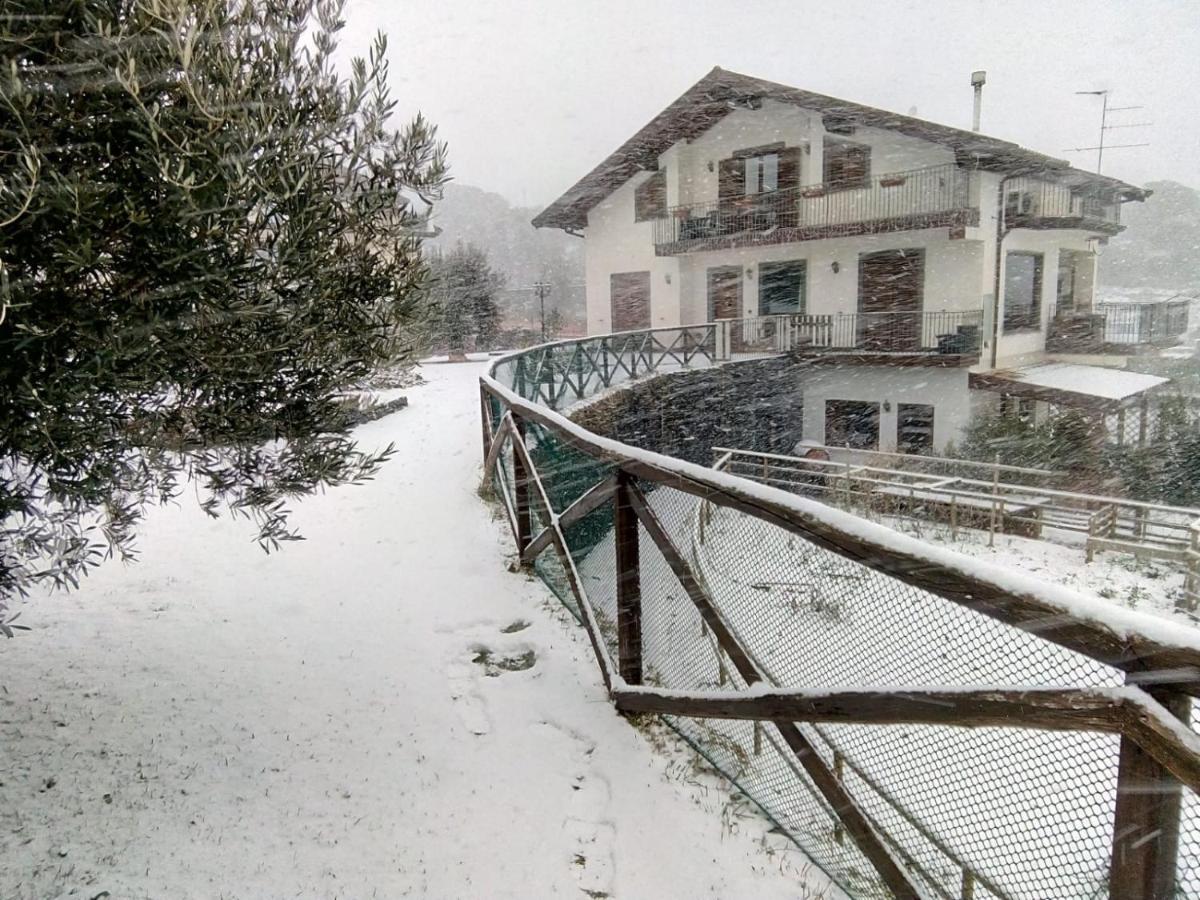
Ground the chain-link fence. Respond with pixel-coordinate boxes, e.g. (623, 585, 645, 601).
(480, 326, 1200, 899)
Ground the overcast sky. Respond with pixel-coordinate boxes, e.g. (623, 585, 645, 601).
(339, 0, 1199, 209)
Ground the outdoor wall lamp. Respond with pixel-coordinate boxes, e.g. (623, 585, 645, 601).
(664, 272, 672, 284)
(883, 400, 892, 412)
(831, 261, 841, 274)
(746, 266, 754, 279)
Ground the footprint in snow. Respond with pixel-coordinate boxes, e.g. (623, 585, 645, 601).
(444, 655, 491, 737)
(532, 720, 616, 898)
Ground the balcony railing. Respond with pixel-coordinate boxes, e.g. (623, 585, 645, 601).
(1100, 299, 1191, 345)
(1050, 299, 1192, 352)
(714, 309, 984, 359)
(653, 163, 976, 253)
(1004, 177, 1122, 232)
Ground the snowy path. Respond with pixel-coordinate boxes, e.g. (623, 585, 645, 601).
(0, 362, 829, 899)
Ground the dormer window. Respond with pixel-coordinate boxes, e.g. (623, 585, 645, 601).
(744, 153, 779, 194)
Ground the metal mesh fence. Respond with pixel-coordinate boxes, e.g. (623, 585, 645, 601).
(482, 336, 1200, 898)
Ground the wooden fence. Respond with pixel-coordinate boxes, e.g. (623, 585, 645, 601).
(480, 327, 1200, 899)
(711, 446, 1200, 574)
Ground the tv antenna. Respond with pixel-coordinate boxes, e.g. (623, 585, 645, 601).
(1064, 89, 1150, 174)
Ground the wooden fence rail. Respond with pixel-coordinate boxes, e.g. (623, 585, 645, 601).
(712, 447, 1200, 567)
(480, 327, 1200, 899)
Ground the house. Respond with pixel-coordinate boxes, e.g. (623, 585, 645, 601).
(533, 67, 1165, 453)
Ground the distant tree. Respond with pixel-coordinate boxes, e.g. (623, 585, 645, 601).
(0, 0, 448, 608)
(426, 243, 504, 353)
(957, 396, 1200, 503)
(545, 307, 566, 339)
(955, 405, 1106, 486)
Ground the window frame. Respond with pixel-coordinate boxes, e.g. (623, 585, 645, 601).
(896, 403, 935, 455)
(758, 260, 807, 316)
(744, 153, 780, 195)
(823, 137, 871, 192)
(633, 170, 667, 222)
(824, 399, 881, 451)
(1003, 251, 1044, 334)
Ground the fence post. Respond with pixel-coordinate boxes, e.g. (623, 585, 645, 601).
(1183, 520, 1200, 612)
(833, 751, 846, 846)
(479, 386, 492, 461)
(961, 868, 975, 900)
(512, 416, 533, 553)
(614, 470, 642, 685)
(1109, 687, 1188, 899)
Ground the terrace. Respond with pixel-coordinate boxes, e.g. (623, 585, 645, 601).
(1048, 297, 1192, 354)
(1003, 177, 1123, 234)
(714, 308, 984, 364)
(652, 163, 979, 255)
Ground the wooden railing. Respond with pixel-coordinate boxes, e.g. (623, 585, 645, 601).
(713, 446, 1200, 566)
(480, 326, 1200, 899)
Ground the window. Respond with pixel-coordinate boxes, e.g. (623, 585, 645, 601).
(758, 261, 806, 315)
(1056, 250, 1092, 314)
(823, 138, 870, 191)
(634, 171, 666, 222)
(897, 404, 935, 455)
(1003, 251, 1043, 332)
(1004, 190, 1036, 221)
(825, 400, 880, 450)
(744, 153, 779, 194)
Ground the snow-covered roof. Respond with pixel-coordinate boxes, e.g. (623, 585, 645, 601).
(1009, 364, 1168, 401)
(533, 67, 1149, 231)
(972, 363, 1169, 408)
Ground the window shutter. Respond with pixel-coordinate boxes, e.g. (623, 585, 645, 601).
(777, 146, 803, 192)
(718, 158, 743, 200)
(634, 171, 667, 221)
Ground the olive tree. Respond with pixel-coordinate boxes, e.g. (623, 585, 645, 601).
(0, 0, 448, 612)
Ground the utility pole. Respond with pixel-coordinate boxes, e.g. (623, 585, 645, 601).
(1067, 90, 1150, 174)
(532, 280, 552, 340)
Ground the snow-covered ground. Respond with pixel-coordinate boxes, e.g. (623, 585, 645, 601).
(875, 511, 1192, 627)
(0, 361, 833, 900)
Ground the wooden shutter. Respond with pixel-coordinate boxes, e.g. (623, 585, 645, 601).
(634, 172, 667, 222)
(824, 138, 871, 190)
(610, 271, 651, 332)
(718, 158, 743, 200)
(777, 146, 804, 193)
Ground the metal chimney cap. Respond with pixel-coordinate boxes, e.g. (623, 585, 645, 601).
(971, 70, 987, 86)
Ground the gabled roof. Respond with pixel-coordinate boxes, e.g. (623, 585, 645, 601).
(533, 67, 1148, 231)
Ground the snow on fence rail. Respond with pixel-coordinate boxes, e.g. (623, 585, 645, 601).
(712, 446, 1200, 578)
(479, 324, 1200, 899)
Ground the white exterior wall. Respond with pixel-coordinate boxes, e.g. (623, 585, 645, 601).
(799, 366, 972, 452)
(579, 102, 1114, 378)
(675, 230, 985, 322)
(582, 174, 681, 334)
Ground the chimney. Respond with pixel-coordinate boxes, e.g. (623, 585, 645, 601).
(971, 70, 987, 132)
